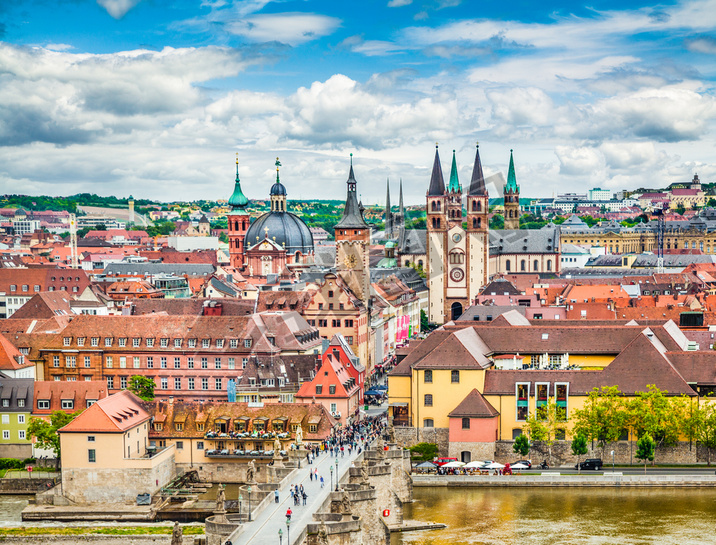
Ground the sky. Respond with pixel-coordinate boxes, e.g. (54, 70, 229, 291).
(1, 0, 716, 206)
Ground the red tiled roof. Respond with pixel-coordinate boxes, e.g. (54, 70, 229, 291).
(448, 389, 499, 418)
(59, 390, 149, 433)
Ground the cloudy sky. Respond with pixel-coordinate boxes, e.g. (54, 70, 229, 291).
(1, 0, 716, 205)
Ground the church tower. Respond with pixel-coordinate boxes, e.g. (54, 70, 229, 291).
(503, 149, 521, 229)
(427, 144, 488, 323)
(335, 154, 371, 304)
(466, 144, 490, 299)
(384, 178, 393, 238)
(227, 154, 250, 269)
(397, 179, 405, 232)
(446, 150, 463, 228)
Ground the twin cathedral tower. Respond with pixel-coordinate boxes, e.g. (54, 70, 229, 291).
(226, 146, 520, 325)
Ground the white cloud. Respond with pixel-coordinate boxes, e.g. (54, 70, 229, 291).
(226, 13, 341, 45)
(555, 146, 604, 176)
(388, 0, 412, 6)
(97, 0, 141, 19)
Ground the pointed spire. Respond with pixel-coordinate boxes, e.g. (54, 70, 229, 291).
(505, 149, 519, 193)
(399, 178, 404, 217)
(385, 178, 392, 236)
(386, 178, 391, 211)
(336, 153, 368, 229)
(427, 144, 445, 196)
(469, 142, 488, 196)
(228, 153, 249, 210)
(448, 149, 461, 192)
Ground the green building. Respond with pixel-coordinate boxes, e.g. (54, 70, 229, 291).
(0, 375, 33, 459)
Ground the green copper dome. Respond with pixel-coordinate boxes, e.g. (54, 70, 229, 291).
(228, 157, 249, 211)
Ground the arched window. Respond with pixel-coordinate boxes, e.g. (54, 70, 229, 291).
(520, 259, 526, 271)
(295, 251, 301, 263)
(547, 260, 552, 271)
(534, 259, 539, 271)
(431, 201, 437, 211)
(451, 302, 463, 321)
(472, 218, 477, 228)
(477, 201, 482, 212)
(505, 260, 511, 271)
(477, 218, 482, 228)
(418, 260, 423, 267)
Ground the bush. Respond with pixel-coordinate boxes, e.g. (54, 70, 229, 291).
(22, 457, 36, 466)
(408, 442, 439, 462)
(0, 458, 24, 470)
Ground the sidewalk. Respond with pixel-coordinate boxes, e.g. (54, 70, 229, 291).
(234, 446, 364, 545)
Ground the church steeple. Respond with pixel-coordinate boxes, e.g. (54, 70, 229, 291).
(385, 178, 392, 238)
(503, 149, 521, 229)
(336, 154, 369, 229)
(398, 178, 405, 231)
(469, 143, 488, 196)
(270, 157, 287, 212)
(427, 145, 445, 196)
(448, 150, 461, 193)
(505, 149, 519, 193)
(228, 154, 249, 211)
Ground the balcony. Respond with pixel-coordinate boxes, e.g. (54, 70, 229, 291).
(205, 449, 287, 458)
(204, 430, 290, 440)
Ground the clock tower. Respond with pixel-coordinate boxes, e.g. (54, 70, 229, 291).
(335, 154, 371, 304)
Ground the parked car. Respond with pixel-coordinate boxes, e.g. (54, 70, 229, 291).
(434, 457, 459, 467)
(511, 460, 532, 469)
(576, 458, 603, 470)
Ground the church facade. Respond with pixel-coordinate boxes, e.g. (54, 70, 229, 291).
(427, 145, 490, 323)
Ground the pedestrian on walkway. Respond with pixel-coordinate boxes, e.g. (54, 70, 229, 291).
(302, 491, 307, 505)
(274, 489, 279, 503)
(286, 508, 292, 521)
(320, 475, 324, 488)
(309, 470, 313, 481)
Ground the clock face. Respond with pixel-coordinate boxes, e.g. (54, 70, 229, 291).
(450, 267, 465, 282)
(452, 233, 462, 243)
(343, 254, 358, 269)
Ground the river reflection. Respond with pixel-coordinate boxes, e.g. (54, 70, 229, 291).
(393, 487, 716, 545)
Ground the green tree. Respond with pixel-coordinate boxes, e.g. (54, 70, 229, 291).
(571, 434, 588, 473)
(27, 411, 80, 468)
(128, 375, 155, 401)
(513, 434, 530, 457)
(522, 399, 567, 464)
(218, 231, 229, 244)
(420, 310, 431, 333)
(682, 398, 716, 466)
(635, 434, 655, 473)
(408, 442, 439, 462)
(489, 214, 505, 229)
(572, 386, 627, 457)
(627, 385, 682, 463)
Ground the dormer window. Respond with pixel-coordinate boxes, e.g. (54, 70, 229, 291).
(133, 338, 141, 347)
(91, 337, 99, 346)
(174, 339, 182, 348)
(154, 423, 163, 431)
(147, 338, 155, 348)
(188, 339, 197, 348)
(160, 338, 169, 348)
(77, 337, 85, 347)
(118, 338, 127, 347)
(230, 339, 238, 348)
(61, 399, 74, 410)
(63, 337, 71, 346)
(202, 339, 210, 348)
(216, 339, 224, 348)
(105, 337, 113, 347)
(244, 339, 252, 348)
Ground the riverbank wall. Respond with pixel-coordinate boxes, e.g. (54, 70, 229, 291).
(412, 473, 716, 487)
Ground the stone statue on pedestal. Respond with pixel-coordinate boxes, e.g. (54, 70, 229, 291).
(247, 459, 257, 484)
(340, 489, 352, 515)
(170, 522, 182, 545)
(215, 483, 226, 513)
(317, 521, 329, 545)
(361, 462, 370, 486)
(295, 425, 303, 446)
(274, 437, 281, 453)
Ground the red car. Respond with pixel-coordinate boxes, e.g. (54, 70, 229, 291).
(434, 457, 459, 467)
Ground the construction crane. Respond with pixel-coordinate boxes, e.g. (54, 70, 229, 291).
(69, 213, 78, 269)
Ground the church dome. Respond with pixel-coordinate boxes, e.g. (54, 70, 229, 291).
(270, 181, 287, 196)
(246, 211, 314, 255)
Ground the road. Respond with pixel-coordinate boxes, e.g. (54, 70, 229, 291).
(234, 446, 366, 545)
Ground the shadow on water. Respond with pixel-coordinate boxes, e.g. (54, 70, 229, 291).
(393, 488, 716, 545)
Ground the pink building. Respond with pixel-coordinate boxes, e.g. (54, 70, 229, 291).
(447, 389, 499, 463)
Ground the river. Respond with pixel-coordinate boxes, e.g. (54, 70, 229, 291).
(392, 487, 716, 545)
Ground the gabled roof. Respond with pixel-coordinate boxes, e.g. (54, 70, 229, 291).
(59, 390, 150, 433)
(448, 389, 499, 418)
(426, 146, 446, 196)
(413, 327, 491, 370)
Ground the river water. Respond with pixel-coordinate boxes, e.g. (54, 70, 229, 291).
(392, 487, 716, 545)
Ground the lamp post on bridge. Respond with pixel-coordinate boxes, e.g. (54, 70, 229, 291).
(279, 528, 283, 545)
(335, 458, 339, 491)
(286, 518, 291, 545)
(329, 465, 333, 491)
(247, 485, 252, 522)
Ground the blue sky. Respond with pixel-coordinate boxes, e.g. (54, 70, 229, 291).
(1, 0, 716, 205)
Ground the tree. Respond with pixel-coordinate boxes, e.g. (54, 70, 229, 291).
(128, 375, 155, 401)
(635, 434, 655, 473)
(27, 411, 80, 468)
(627, 385, 682, 463)
(408, 442, 439, 462)
(219, 231, 229, 244)
(571, 434, 588, 474)
(513, 434, 530, 457)
(522, 399, 567, 464)
(682, 397, 716, 466)
(420, 310, 431, 333)
(572, 386, 627, 457)
(489, 214, 505, 229)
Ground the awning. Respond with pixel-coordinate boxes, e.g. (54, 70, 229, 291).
(389, 402, 408, 407)
(364, 389, 384, 396)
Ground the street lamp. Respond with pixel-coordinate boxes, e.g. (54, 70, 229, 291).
(329, 465, 333, 491)
(286, 518, 291, 545)
(611, 450, 615, 472)
(247, 485, 252, 522)
(335, 458, 339, 491)
(278, 528, 283, 545)
(239, 493, 243, 519)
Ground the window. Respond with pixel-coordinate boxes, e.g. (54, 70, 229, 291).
(462, 417, 470, 429)
(230, 339, 238, 348)
(154, 423, 163, 432)
(318, 303, 323, 310)
(451, 370, 460, 383)
(423, 419, 434, 428)
(330, 403, 337, 413)
(329, 385, 336, 394)
(119, 356, 127, 368)
(215, 358, 221, 369)
(424, 370, 432, 383)
(201, 357, 208, 369)
(133, 338, 141, 347)
(105, 337, 112, 347)
(53, 355, 60, 368)
(9, 285, 15, 292)
(61, 399, 74, 410)
(120, 376, 127, 389)
(160, 338, 169, 347)
(147, 338, 154, 348)
(174, 357, 181, 369)
(215, 378, 222, 390)
(147, 357, 154, 369)
(63, 337, 71, 346)
(228, 357, 235, 369)
(242, 358, 248, 369)
(346, 336, 354, 345)
(318, 319, 327, 327)
(107, 376, 114, 389)
(133, 357, 140, 368)
(197, 441, 204, 450)
(174, 339, 182, 348)
(161, 378, 168, 389)
(84, 356, 91, 368)
(1, 415, 7, 424)
(88, 449, 96, 463)
(309, 424, 318, 433)
(161, 357, 167, 369)
(2, 431, 8, 439)
(332, 319, 340, 327)
(316, 385, 323, 394)
(38, 400, 50, 410)
(516, 383, 530, 421)
(244, 339, 252, 348)
(91, 337, 99, 347)
(216, 339, 224, 348)
(174, 378, 181, 390)
(77, 337, 85, 347)
(175, 440, 184, 449)
(66, 356, 76, 368)
(188, 377, 195, 390)
(202, 339, 210, 348)
(17, 399, 24, 408)
(188, 338, 197, 348)
(118, 338, 126, 347)
(202, 378, 208, 390)
(424, 394, 433, 407)
(87, 436, 95, 442)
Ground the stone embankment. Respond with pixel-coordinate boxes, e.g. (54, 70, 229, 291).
(413, 473, 716, 487)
